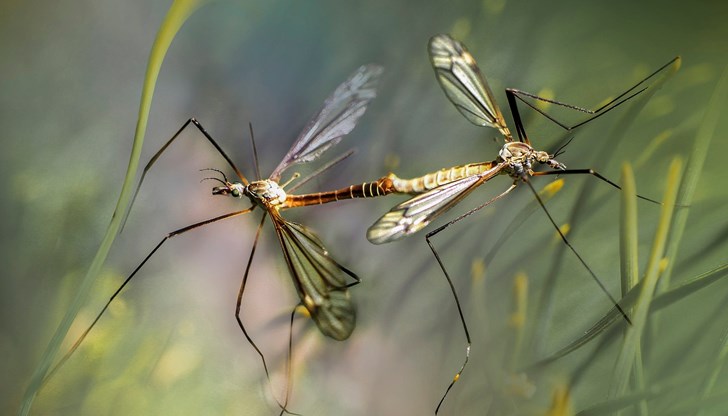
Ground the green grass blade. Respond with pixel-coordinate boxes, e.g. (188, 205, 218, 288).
(532, 57, 682, 354)
(662, 382, 728, 416)
(526, 262, 728, 369)
(696, 323, 728, 416)
(619, 163, 639, 298)
(618, 162, 648, 416)
(575, 366, 712, 415)
(608, 157, 682, 399)
(651, 263, 728, 309)
(658, 64, 728, 292)
(18, 1, 211, 414)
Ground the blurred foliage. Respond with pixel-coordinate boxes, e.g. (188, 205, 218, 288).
(2, 0, 728, 415)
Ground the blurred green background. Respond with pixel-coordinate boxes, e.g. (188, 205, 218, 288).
(2, 0, 728, 415)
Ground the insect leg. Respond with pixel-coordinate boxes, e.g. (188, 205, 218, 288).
(277, 307, 305, 416)
(505, 57, 680, 136)
(43, 207, 254, 386)
(425, 182, 517, 414)
(523, 179, 632, 324)
(533, 169, 661, 205)
(122, 118, 247, 230)
(234, 213, 294, 414)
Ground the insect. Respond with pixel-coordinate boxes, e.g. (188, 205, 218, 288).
(367, 34, 679, 413)
(48, 64, 397, 413)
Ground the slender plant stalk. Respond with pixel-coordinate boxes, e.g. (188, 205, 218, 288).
(657, 65, 728, 293)
(619, 163, 639, 299)
(532, 57, 681, 355)
(617, 163, 649, 416)
(18, 1, 211, 414)
(608, 157, 682, 400)
(648, 63, 728, 365)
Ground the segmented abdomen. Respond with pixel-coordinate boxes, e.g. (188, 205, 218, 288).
(389, 160, 498, 194)
(283, 176, 395, 208)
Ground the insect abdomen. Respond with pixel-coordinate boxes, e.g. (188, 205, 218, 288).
(389, 161, 498, 194)
(284, 176, 395, 208)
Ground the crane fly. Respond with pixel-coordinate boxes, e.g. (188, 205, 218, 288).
(367, 34, 679, 413)
(47, 64, 400, 414)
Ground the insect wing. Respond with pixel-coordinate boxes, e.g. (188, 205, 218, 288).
(429, 34, 510, 137)
(367, 164, 505, 244)
(270, 65, 384, 181)
(272, 212, 356, 341)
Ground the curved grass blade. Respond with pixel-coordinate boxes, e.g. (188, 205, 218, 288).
(574, 366, 712, 415)
(657, 64, 728, 292)
(619, 163, 639, 299)
(696, 325, 728, 416)
(617, 162, 649, 415)
(613, 157, 680, 399)
(527, 262, 728, 370)
(531, 56, 682, 354)
(651, 263, 728, 310)
(526, 64, 728, 365)
(19, 2, 210, 414)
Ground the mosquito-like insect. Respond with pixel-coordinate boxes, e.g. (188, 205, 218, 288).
(367, 34, 679, 413)
(46, 64, 402, 413)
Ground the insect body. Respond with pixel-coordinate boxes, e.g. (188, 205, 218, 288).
(367, 34, 679, 414)
(48, 65, 391, 413)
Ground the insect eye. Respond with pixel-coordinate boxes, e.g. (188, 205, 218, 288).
(231, 189, 241, 198)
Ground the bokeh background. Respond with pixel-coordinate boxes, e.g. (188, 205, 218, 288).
(2, 0, 728, 414)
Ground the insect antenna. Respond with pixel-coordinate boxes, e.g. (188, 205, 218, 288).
(552, 136, 575, 159)
(199, 176, 227, 187)
(199, 167, 230, 183)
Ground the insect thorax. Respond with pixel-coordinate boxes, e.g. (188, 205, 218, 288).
(498, 142, 551, 177)
(246, 180, 287, 207)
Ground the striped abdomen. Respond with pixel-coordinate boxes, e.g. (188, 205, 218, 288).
(283, 176, 396, 208)
(388, 160, 499, 194)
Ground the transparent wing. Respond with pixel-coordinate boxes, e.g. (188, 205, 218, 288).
(270, 64, 384, 181)
(429, 34, 511, 138)
(271, 211, 356, 341)
(367, 163, 506, 244)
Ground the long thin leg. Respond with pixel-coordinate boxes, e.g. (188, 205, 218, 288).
(532, 169, 661, 205)
(278, 306, 304, 416)
(507, 86, 646, 137)
(122, 118, 248, 230)
(275, 248, 359, 415)
(482, 181, 562, 265)
(424, 183, 517, 414)
(505, 57, 680, 141)
(234, 213, 292, 414)
(523, 180, 632, 324)
(42, 207, 255, 386)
